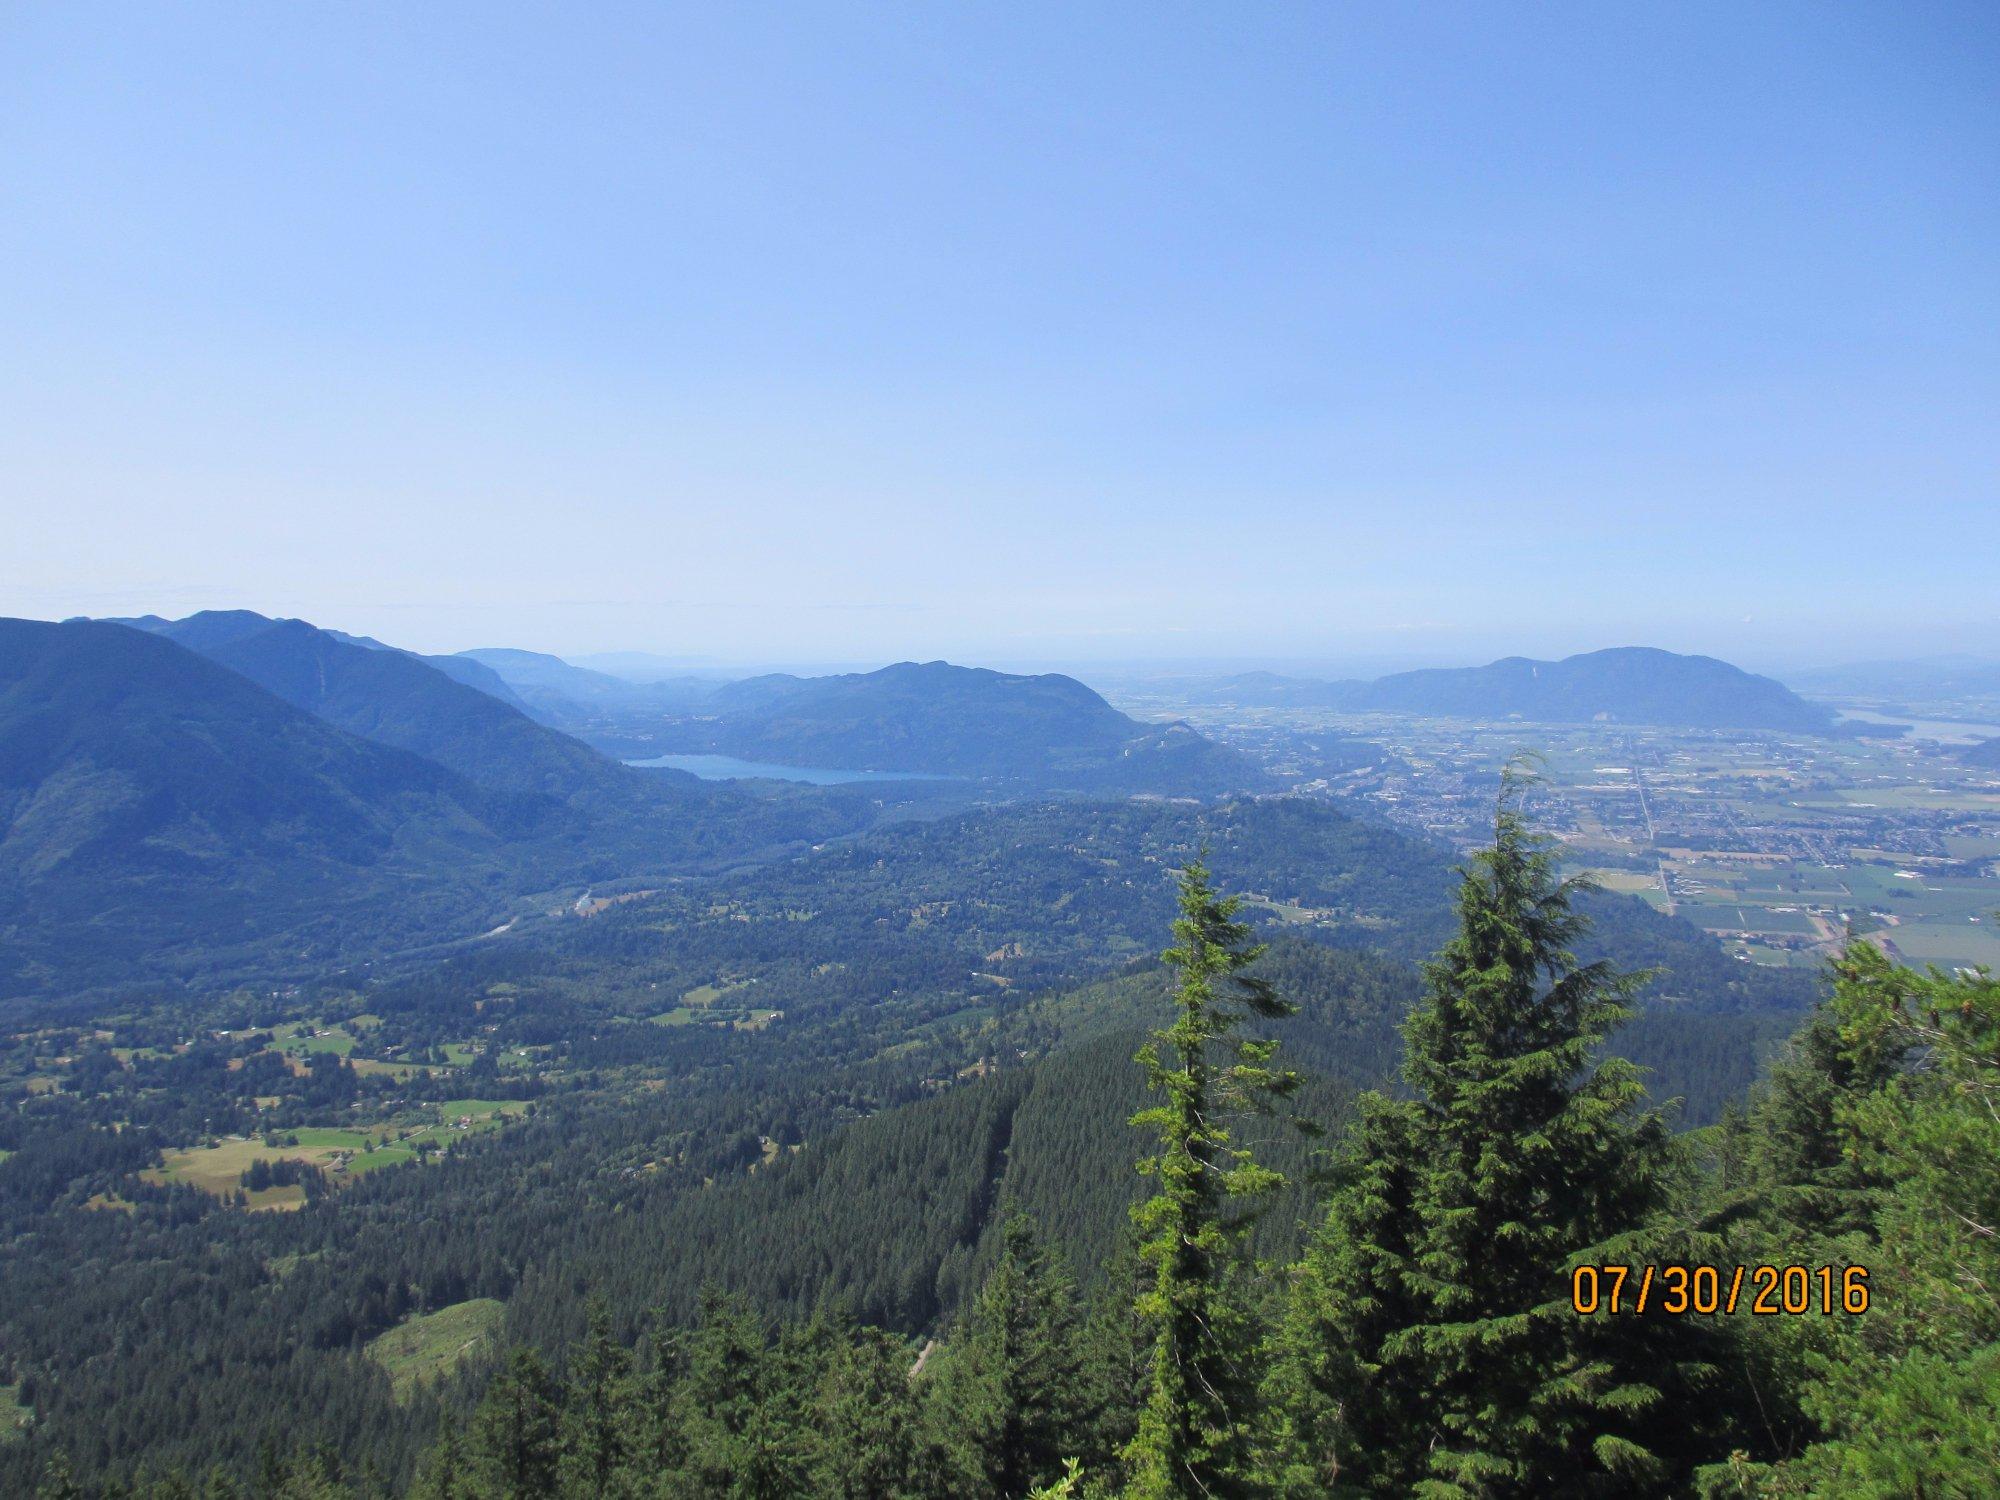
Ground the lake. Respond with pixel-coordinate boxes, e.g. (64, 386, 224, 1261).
(625, 753, 951, 785)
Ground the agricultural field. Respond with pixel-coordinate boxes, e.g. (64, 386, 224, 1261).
(649, 977, 774, 1030)
(364, 1299, 506, 1400)
(1154, 695, 2000, 973)
(143, 1100, 531, 1207)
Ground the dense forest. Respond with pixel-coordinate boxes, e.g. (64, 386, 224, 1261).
(2, 772, 1990, 1496)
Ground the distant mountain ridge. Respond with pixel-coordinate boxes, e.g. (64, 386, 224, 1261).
(1200, 647, 1837, 733)
(106, 611, 533, 712)
(5, 615, 881, 1000)
(457, 647, 720, 725)
(656, 659, 1268, 791)
(117, 612, 638, 808)
(0, 618, 516, 997)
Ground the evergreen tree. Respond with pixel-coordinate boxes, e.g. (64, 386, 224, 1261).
(1719, 956, 1897, 1244)
(1763, 945, 2000, 1494)
(409, 1418, 466, 1500)
(1125, 858, 1298, 1499)
(808, 1324, 919, 1499)
(38, 1453, 86, 1500)
(921, 1213, 1090, 1497)
(671, 1289, 805, 1498)
(558, 1300, 634, 1499)
(468, 1349, 562, 1500)
(1282, 764, 1714, 1496)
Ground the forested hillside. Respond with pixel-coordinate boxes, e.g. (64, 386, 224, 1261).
(0, 761, 1866, 1496)
(635, 660, 1269, 792)
(135, 612, 638, 804)
(0, 619, 520, 1001)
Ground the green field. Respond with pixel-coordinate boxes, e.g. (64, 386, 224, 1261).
(0, 1380, 30, 1441)
(1581, 868, 1664, 897)
(431, 1098, 529, 1121)
(143, 1113, 505, 1201)
(1880, 920, 2000, 970)
(364, 1299, 506, 1400)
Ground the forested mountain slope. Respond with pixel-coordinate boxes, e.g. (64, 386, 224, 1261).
(126, 612, 644, 805)
(0, 618, 514, 1001)
(0, 620, 882, 1004)
(652, 659, 1269, 792)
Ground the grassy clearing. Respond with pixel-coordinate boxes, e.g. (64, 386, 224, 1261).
(289, 1128, 373, 1149)
(242, 1184, 307, 1212)
(365, 1299, 506, 1400)
(683, 978, 756, 1008)
(1581, 868, 1663, 896)
(148, 1132, 413, 1201)
(349, 1057, 424, 1078)
(432, 1099, 528, 1121)
(0, 1381, 30, 1441)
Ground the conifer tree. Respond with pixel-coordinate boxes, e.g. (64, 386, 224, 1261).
(672, 1288, 805, 1497)
(37, 1453, 86, 1500)
(1765, 945, 2000, 1492)
(468, 1348, 562, 1500)
(808, 1324, 919, 1499)
(1719, 951, 1898, 1245)
(1281, 763, 1713, 1496)
(921, 1213, 1089, 1498)
(559, 1300, 634, 1499)
(408, 1417, 466, 1500)
(1125, 858, 1297, 1499)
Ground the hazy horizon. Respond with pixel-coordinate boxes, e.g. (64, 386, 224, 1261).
(5, 4, 1996, 667)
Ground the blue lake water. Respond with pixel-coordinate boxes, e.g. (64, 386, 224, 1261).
(625, 753, 949, 785)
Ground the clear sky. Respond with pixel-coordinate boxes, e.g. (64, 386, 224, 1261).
(2, 2, 1995, 671)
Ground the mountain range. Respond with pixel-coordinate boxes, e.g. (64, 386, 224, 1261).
(1195, 646, 1838, 733)
(1, 615, 1271, 1000)
(457, 647, 720, 726)
(641, 659, 1269, 791)
(121, 612, 636, 809)
(0, 618, 524, 998)
(1784, 653, 2000, 700)
(1, 615, 899, 1001)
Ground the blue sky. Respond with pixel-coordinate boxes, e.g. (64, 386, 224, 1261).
(2, 3, 1994, 670)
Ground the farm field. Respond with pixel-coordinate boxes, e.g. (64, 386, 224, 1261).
(143, 1100, 531, 1206)
(1151, 701, 2000, 973)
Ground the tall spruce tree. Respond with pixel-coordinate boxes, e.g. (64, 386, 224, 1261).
(920, 1213, 1090, 1498)
(1761, 944, 2000, 1493)
(1125, 858, 1298, 1499)
(467, 1349, 562, 1500)
(1280, 763, 1714, 1497)
(558, 1300, 634, 1499)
